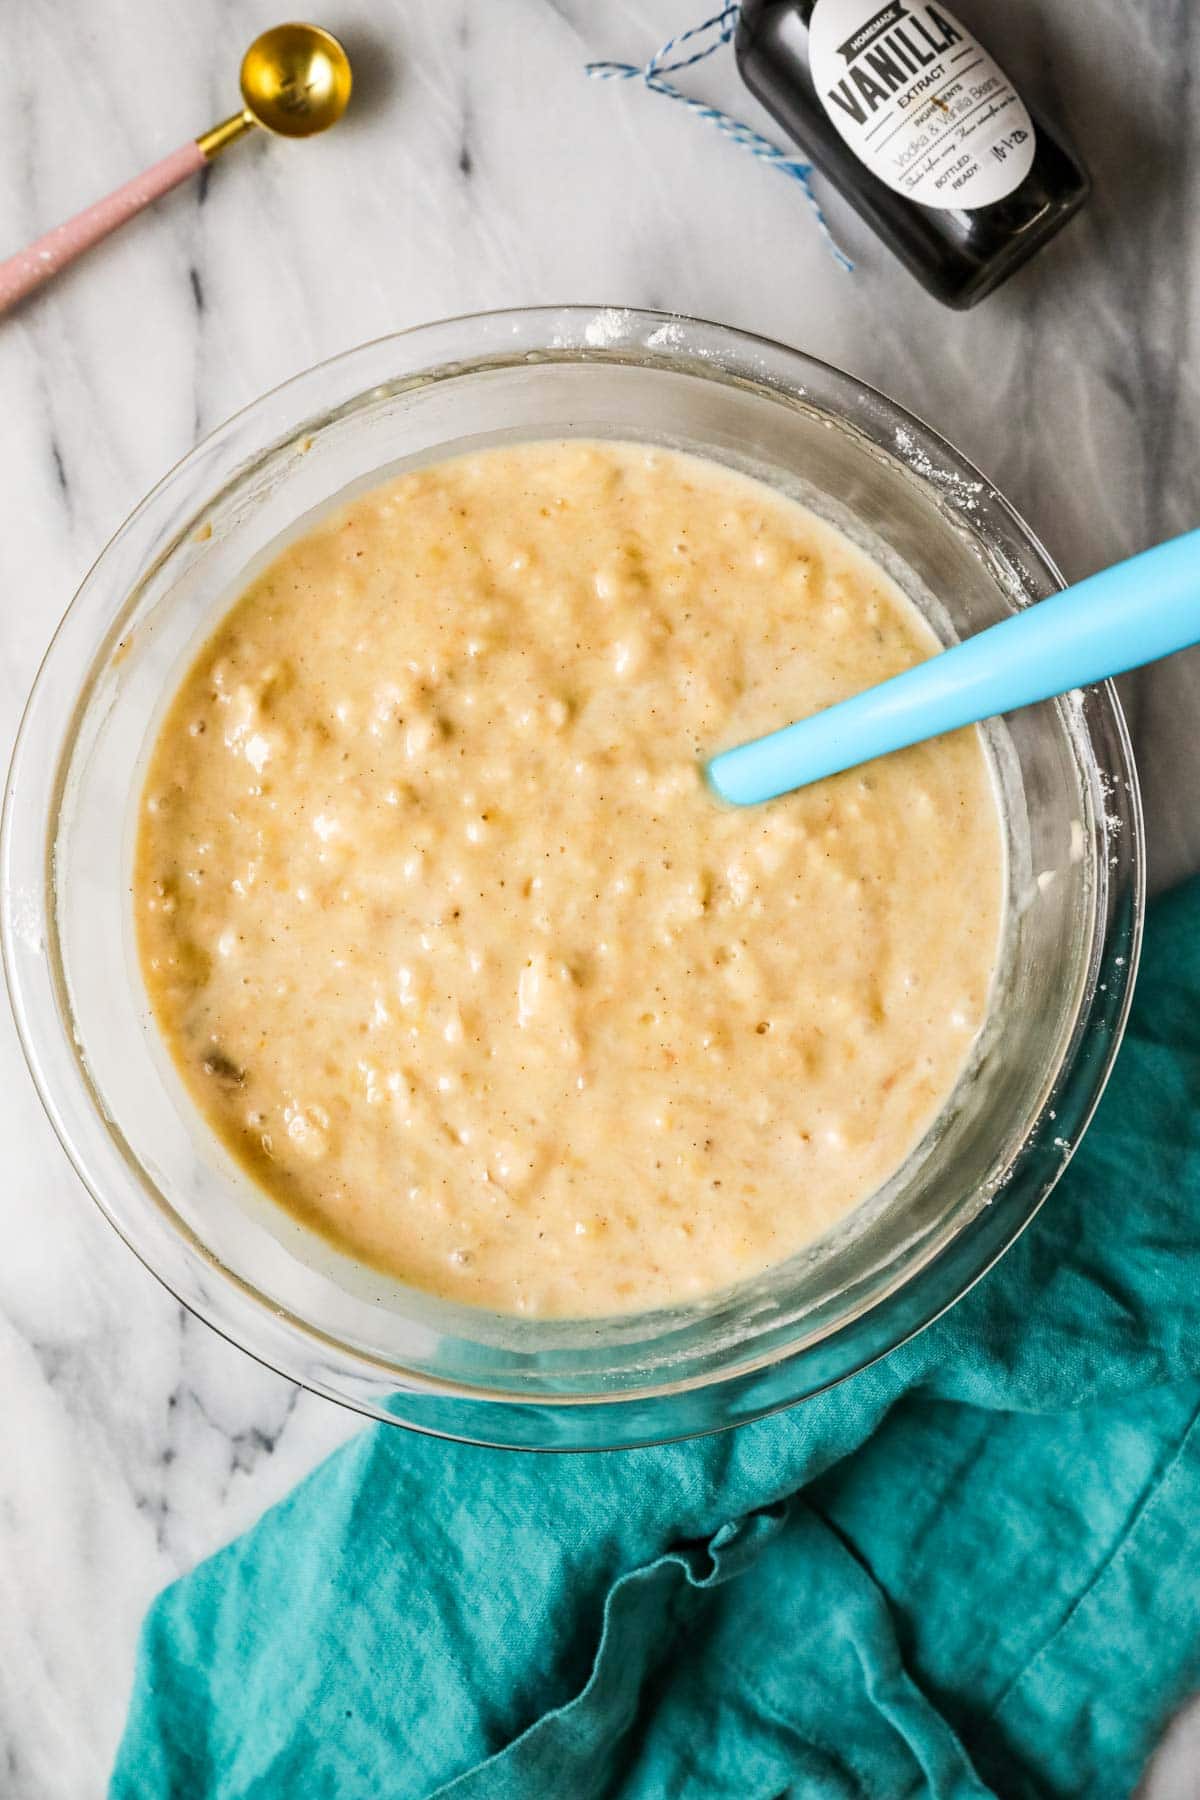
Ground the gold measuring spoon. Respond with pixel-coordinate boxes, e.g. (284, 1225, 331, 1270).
(0, 24, 352, 316)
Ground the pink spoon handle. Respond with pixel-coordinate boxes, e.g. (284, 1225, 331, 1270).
(0, 139, 206, 316)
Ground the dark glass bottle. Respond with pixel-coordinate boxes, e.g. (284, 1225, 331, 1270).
(735, 0, 1090, 308)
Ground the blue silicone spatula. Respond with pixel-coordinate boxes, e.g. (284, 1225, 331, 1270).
(707, 528, 1200, 806)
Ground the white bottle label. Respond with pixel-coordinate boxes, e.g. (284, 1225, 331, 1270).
(809, 0, 1036, 208)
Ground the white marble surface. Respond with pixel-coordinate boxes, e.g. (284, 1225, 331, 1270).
(1, 2, 1198, 1793)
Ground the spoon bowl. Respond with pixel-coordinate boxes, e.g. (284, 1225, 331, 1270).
(240, 23, 353, 139)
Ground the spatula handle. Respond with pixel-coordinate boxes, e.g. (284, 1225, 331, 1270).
(709, 527, 1200, 804)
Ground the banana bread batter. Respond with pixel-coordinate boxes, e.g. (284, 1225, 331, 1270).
(135, 441, 1003, 1316)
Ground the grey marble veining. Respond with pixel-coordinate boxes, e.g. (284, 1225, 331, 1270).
(1, 2, 1198, 1793)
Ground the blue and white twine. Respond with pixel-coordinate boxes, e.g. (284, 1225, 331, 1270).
(586, 5, 852, 270)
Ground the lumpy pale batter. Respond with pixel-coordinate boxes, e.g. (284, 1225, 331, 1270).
(136, 442, 1002, 1317)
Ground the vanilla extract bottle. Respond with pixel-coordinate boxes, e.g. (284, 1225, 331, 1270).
(735, 0, 1090, 307)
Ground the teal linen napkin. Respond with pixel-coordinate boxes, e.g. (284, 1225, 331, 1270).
(111, 879, 1200, 1800)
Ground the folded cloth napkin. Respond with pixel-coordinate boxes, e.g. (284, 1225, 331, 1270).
(111, 879, 1200, 1800)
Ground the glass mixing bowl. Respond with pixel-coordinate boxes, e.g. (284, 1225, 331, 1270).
(1, 307, 1143, 1450)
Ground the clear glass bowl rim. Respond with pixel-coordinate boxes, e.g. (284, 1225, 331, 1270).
(0, 305, 1145, 1451)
